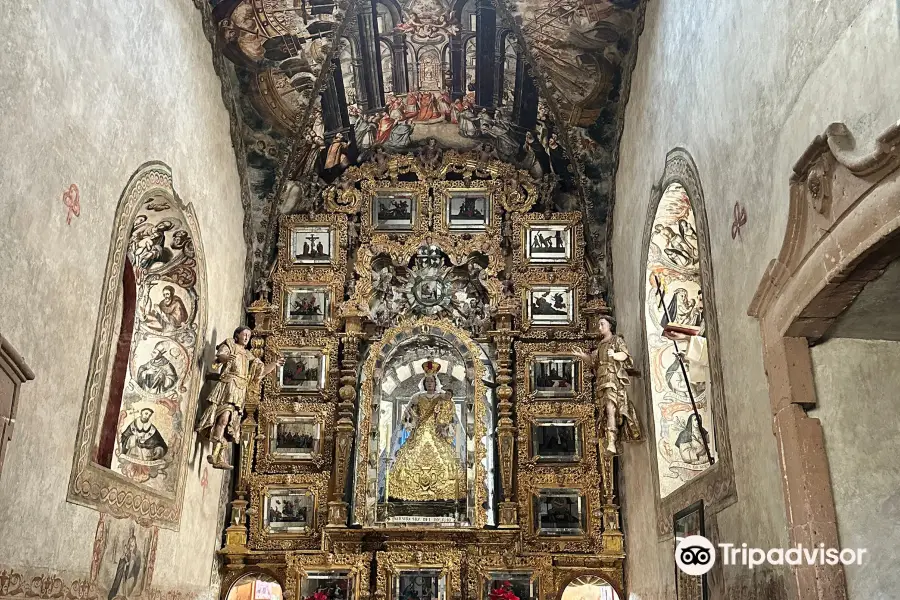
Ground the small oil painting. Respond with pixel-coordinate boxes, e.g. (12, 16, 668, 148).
(279, 349, 327, 392)
(373, 193, 416, 231)
(291, 226, 333, 265)
(485, 572, 536, 600)
(527, 286, 574, 325)
(395, 569, 446, 600)
(284, 287, 330, 326)
(530, 356, 578, 397)
(264, 487, 315, 534)
(300, 570, 354, 600)
(270, 416, 321, 461)
(534, 489, 585, 536)
(525, 224, 572, 264)
(447, 191, 489, 231)
(532, 419, 581, 463)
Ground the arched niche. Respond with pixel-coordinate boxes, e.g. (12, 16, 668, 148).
(225, 573, 284, 600)
(351, 319, 495, 528)
(557, 574, 621, 600)
(644, 181, 714, 495)
(638, 148, 735, 537)
(67, 162, 208, 529)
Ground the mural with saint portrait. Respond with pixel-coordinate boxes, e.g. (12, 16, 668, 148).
(644, 182, 716, 497)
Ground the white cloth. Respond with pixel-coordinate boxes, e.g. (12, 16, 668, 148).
(684, 335, 709, 384)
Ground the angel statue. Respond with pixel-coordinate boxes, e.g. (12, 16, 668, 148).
(196, 326, 284, 469)
(386, 359, 466, 502)
(574, 316, 641, 455)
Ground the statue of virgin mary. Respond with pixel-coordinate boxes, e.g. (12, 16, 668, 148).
(386, 359, 466, 502)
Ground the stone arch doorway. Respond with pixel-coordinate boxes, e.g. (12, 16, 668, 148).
(749, 121, 900, 600)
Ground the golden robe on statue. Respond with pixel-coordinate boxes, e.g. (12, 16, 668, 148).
(388, 388, 465, 501)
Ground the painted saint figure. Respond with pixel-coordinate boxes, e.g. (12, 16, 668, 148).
(135, 342, 178, 393)
(387, 359, 465, 501)
(196, 326, 283, 469)
(120, 408, 168, 462)
(147, 285, 189, 331)
(575, 316, 641, 454)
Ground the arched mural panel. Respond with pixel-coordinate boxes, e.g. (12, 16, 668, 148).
(644, 182, 715, 497)
(67, 162, 207, 529)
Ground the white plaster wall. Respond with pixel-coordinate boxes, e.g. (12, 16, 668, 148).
(810, 338, 900, 600)
(0, 0, 243, 594)
(613, 0, 900, 597)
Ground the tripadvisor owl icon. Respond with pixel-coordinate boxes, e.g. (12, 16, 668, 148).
(676, 535, 716, 576)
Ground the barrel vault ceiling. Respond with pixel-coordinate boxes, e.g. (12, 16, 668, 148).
(197, 0, 646, 300)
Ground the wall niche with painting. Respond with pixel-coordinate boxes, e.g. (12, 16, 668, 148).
(68, 162, 208, 528)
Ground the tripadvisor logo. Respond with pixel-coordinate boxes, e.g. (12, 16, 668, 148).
(675, 536, 867, 575)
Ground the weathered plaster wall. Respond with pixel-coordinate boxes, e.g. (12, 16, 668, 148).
(613, 0, 900, 597)
(0, 0, 243, 597)
(810, 337, 900, 599)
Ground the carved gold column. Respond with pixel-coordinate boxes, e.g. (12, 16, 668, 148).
(329, 314, 364, 526)
(491, 306, 518, 528)
(599, 451, 624, 554)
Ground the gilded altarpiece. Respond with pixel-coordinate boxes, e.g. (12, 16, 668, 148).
(220, 154, 627, 600)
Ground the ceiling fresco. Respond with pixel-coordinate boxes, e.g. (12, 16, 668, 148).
(202, 0, 645, 299)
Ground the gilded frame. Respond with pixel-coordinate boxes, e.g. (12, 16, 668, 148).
(361, 181, 429, 238)
(280, 213, 348, 273)
(376, 549, 463, 600)
(256, 399, 334, 473)
(512, 213, 584, 268)
(515, 343, 591, 404)
(519, 473, 602, 553)
(275, 347, 330, 394)
(66, 162, 207, 529)
(285, 552, 372, 600)
(272, 273, 343, 333)
(467, 554, 552, 600)
(248, 473, 329, 550)
(351, 318, 490, 528)
(529, 417, 584, 466)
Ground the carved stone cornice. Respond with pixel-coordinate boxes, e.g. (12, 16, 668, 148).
(749, 121, 900, 337)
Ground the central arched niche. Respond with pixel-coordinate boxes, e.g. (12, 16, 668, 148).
(351, 319, 495, 527)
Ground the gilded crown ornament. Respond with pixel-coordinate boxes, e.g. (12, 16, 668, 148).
(421, 358, 441, 375)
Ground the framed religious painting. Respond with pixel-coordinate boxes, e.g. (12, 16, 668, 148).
(284, 285, 331, 327)
(445, 189, 491, 231)
(372, 191, 417, 231)
(533, 489, 586, 537)
(531, 418, 582, 464)
(483, 572, 537, 600)
(300, 570, 356, 600)
(290, 225, 333, 265)
(269, 415, 322, 462)
(528, 355, 580, 397)
(523, 222, 573, 265)
(674, 501, 708, 600)
(393, 569, 447, 600)
(525, 286, 575, 326)
(262, 486, 316, 535)
(278, 348, 327, 393)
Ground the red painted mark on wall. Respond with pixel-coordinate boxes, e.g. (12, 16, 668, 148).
(200, 465, 209, 500)
(62, 183, 80, 225)
(731, 201, 747, 240)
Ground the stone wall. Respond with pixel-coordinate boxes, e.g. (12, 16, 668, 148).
(0, 1, 244, 598)
(810, 338, 900, 599)
(612, 0, 900, 597)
